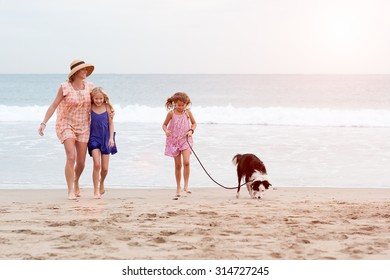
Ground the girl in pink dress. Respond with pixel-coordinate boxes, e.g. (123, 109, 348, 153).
(162, 92, 197, 198)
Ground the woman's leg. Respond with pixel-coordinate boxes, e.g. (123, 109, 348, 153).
(174, 154, 182, 196)
(91, 149, 101, 198)
(100, 154, 110, 195)
(63, 139, 77, 199)
(74, 141, 88, 196)
(182, 149, 191, 193)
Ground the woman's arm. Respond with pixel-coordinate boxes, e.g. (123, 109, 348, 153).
(38, 86, 64, 136)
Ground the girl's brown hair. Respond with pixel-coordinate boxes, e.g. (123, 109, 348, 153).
(165, 92, 191, 110)
(91, 87, 115, 113)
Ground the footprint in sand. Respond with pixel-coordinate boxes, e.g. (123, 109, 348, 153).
(270, 252, 283, 259)
(0, 208, 10, 213)
(47, 220, 79, 227)
(209, 221, 219, 227)
(153, 237, 166, 244)
(201, 236, 215, 242)
(11, 229, 44, 235)
(127, 241, 141, 247)
(116, 234, 132, 241)
(90, 237, 104, 245)
(178, 244, 197, 250)
(359, 226, 379, 232)
(221, 230, 241, 236)
(198, 211, 218, 215)
(160, 230, 177, 236)
(311, 220, 331, 225)
(0, 237, 11, 244)
(339, 234, 349, 240)
(139, 213, 158, 220)
(166, 211, 179, 217)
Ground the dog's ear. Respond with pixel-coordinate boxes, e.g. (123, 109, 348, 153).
(263, 181, 272, 189)
(252, 181, 261, 191)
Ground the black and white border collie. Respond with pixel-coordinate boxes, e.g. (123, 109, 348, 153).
(232, 153, 272, 199)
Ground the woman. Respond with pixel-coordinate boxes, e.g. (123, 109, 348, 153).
(38, 59, 94, 200)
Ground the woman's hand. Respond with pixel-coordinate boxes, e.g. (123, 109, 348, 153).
(38, 122, 46, 136)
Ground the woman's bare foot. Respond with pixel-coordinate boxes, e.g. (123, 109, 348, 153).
(68, 192, 77, 200)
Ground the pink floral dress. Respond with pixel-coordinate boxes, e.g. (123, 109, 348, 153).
(55, 81, 93, 143)
(164, 110, 193, 157)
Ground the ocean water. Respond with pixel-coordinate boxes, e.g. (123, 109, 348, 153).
(1, 74, 389, 189)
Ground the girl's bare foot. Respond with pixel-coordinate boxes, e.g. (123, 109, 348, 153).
(94, 192, 101, 199)
(74, 181, 80, 197)
(99, 184, 105, 195)
(184, 188, 191, 194)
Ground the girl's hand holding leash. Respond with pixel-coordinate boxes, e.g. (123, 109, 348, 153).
(186, 129, 194, 137)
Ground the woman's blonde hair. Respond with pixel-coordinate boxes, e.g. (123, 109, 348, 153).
(165, 92, 191, 110)
(91, 87, 115, 113)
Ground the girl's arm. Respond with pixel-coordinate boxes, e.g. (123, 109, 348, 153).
(107, 106, 115, 147)
(162, 111, 173, 137)
(38, 86, 64, 136)
(187, 110, 197, 137)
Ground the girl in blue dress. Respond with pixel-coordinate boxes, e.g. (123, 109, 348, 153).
(88, 87, 117, 199)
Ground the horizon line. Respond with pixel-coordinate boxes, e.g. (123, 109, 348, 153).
(1, 73, 390, 75)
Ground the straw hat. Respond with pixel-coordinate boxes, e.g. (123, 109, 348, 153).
(68, 59, 94, 79)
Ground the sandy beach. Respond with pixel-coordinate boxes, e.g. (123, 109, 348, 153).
(1, 187, 389, 260)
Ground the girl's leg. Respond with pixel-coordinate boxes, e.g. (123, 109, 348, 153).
(63, 139, 77, 199)
(182, 149, 191, 193)
(174, 154, 182, 196)
(91, 149, 101, 199)
(100, 154, 110, 195)
(74, 141, 88, 196)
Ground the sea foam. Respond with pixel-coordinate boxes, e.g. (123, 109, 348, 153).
(1, 104, 389, 128)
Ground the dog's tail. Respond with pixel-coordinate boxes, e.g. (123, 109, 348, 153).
(232, 154, 242, 165)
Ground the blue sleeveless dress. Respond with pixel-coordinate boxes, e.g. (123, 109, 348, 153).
(88, 110, 117, 156)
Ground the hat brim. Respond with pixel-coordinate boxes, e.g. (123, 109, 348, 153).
(68, 64, 94, 79)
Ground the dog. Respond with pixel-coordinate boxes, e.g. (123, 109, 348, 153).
(232, 153, 272, 199)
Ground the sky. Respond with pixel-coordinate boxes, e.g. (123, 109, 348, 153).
(1, 0, 390, 74)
